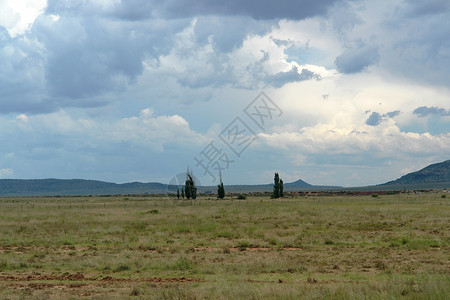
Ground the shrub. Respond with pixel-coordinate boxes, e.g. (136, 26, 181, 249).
(372, 193, 378, 198)
(237, 241, 250, 248)
(171, 257, 194, 271)
(130, 286, 140, 296)
(236, 194, 247, 200)
(267, 237, 278, 246)
(0, 259, 7, 270)
(114, 264, 130, 272)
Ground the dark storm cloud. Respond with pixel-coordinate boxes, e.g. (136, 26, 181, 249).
(413, 106, 450, 117)
(52, 0, 342, 21)
(3, 0, 342, 114)
(4, 0, 448, 116)
(193, 16, 272, 52)
(0, 26, 48, 114)
(405, 0, 450, 17)
(329, 0, 363, 34)
(160, 0, 341, 20)
(33, 16, 146, 99)
(0, 12, 188, 113)
(380, 0, 450, 87)
(335, 45, 379, 74)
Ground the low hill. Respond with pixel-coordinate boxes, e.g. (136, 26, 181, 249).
(285, 179, 313, 188)
(381, 160, 450, 186)
(0, 179, 167, 196)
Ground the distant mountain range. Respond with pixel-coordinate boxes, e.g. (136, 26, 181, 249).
(0, 179, 167, 196)
(0, 159, 448, 196)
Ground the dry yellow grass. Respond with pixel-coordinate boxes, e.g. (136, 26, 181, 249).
(0, 193, 448, 299)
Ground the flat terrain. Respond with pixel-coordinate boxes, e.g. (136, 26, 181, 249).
(0, 193, 448, 299)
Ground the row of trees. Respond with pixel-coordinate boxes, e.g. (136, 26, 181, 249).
(176, 170, 284, 200)
(176, 168, 225, 200)
(176, 167, 197, 199)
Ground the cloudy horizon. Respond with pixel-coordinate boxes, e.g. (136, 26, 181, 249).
(0, 0, 449, 187)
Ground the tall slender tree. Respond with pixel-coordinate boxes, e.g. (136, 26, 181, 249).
(271, 172, 284, 199)
(176, 188, 180, 199)
(185, 167, 197, 200)
(217, 171, 225, 199)
(279, 179, 284, 197)
(181, 187, 185, 199)
(185, 167, 191, 199)
(192, 183, 197, 200)
(271, 172, 280, 199)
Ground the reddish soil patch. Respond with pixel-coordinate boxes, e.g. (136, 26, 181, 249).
(0, 273, 204, 283)
(193, 246, 302, 252)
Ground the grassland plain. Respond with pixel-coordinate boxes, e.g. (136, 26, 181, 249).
(0, 193, 448, 299)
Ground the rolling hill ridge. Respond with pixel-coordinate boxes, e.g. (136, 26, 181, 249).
(382, 160, 450, 186)
(0, 159, 448, 196)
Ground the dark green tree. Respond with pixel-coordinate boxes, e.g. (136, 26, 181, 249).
(271, 172, 280, 199)
(192, 185, 197, 199)
(176, 188, 180, 199)
(217, 171, 225, 199)
(279, 179, 284, 197)
(185, 184, 191, 199)
(271, 172, 284, 199)
(181, 187, 185, 199)
(185, 167, 197, 200)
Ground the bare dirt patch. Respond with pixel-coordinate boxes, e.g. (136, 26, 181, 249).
(0, 273, 204, 283)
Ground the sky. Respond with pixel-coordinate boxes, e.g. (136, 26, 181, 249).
(0, 0, 449, 187)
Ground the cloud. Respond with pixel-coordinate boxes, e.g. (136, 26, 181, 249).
(386, 111, 400, 118)
(192, 16, 272, 53)
(151, 24, 325, 90)
(0, 108, 208, 160)
(2, 1, 333, 114)
(413, 106, 450, 117)
(365, 110, 400, 126)
(405, 0, 450, 17)
(45, 0, 341, 22)
(329, 0, 363, 34)
(25, 108, 208, 151)
(0, 168, 13, 177)
(157, 0, 342, 20)
(378, 0, 450, 87)
(259, 120, 450, 158)
(0, 108, 210, 181)
(0, 5, 190, 113)
(0, 0, 47, 37)
(33, 14, 178, 99)
(267, 66, 321, 88)
(16, 114, 29, 122)
(335, 45, 379, 74)
(109, 108, 208, 150)
(0, 25, 49, 113)
(365, 112, 382, 126)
